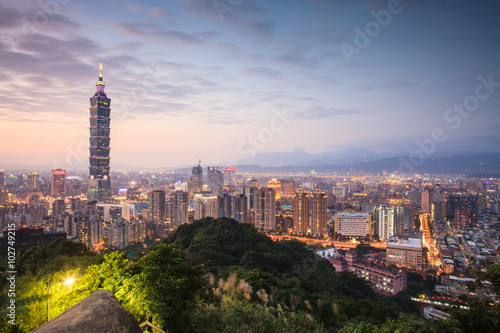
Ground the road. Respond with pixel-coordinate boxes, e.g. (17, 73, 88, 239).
(270, 235, 387, 249)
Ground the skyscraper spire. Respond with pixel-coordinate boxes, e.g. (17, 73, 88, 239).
(96, 63, 105, 87)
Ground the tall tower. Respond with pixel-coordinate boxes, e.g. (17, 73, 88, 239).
(421, 189, 432, 214)
(378, 204, 394, 240)
(223, 167, 237, 188)
(294, 188, 310, 236)
(51, 169, 67, 196)
(207, 166, 223, 194)
(88, 64, 112, 202)
(311, 189, 327, 237)
(148, 189, 166, 223)
(254, 187, 276, 231)
(189, 162, 203, 195)
(28, 172, 39, 190)
(170, 191, 188, 229)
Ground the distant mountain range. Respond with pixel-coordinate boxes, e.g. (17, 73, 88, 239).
(2, 149, 499, 177)
(234, 148, 499, 167)
(172, 150, 500, 176)
(227, 154, 500, 176)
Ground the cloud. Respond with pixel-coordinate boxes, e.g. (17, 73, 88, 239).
(296, 106, 365, 120)
(381, 79, 416, 89)
(0, 2, 81, 33)
(128, 2, 143, 12)
(235, 20, 277, 39)
(244, 67, 283, 79)
(113, 22, 217, 45)
(149, 7, 169, 20)
(358, 79, 416, 91)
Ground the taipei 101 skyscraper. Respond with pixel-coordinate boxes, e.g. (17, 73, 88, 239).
(88, 64, 112, 201)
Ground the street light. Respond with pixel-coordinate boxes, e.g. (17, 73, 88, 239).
(47, 278, 75, 322)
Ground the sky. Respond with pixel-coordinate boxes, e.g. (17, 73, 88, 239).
(0, 0, 499, 169)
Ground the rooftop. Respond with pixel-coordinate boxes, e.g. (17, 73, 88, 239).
(387, 237, 422, 249)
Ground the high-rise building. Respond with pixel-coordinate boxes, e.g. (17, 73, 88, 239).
(433, 184, 443, 203)
(27, 172, 39, 190)
(193, 195, 218, 220)
(311, 189, 327, 237)
(431, 202, 443, 222)
(333, 186, 346, 199)
(70, 198, 83, 212)
(240, 186, 257, 224)
(189, 163, 203, 195)
(51, 169, 66, 196)
(281, 180, 295, 196)
(96, 203, 132, 223)
(217, 193, 232, 218)
(148, 189, 166, 223)
(223, 167, 237, 188)
(170, 191, 188, 229)
(108, 219, 128, 249)
(232, 194, 248, 223)
(335, 213, 370, 237)
(267, 179, 282, 200)
(52, 199, 66, 219)
(386, 237, 423, 270)
(455, 209, 471, 229)
(294, 188, 310, 235)
(255, 187, 276, 231)
(394, 205, 410, 237)
(378, 204, 394, 240)
(207, 166, 223, 194)
(246, 178, 260, 188)
(0, 171, 4, 187)
(421, 189, 432, 214)
(88, 64, 112, 202)
(446, 193, 478, 226)
(0, 190, 9, 206)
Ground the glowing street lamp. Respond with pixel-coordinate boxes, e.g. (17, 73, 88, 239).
(47, 278, 75, 322)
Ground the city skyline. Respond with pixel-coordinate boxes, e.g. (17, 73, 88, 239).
(1, 0, 499, 169)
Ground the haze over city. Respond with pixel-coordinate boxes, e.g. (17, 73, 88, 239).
(0, 0, 499, 169)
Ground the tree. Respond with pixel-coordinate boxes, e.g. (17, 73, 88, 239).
(422, 247, 429, 263)
(80, 251, 132, 294)
(138, 243, 206, 332)
(483, 263, 500, 293)
(450, 298, 500, 333)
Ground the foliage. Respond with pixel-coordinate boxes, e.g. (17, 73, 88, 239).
(0, 269, 81, 332)
(338, 312, 461, 333)
(191, 296, 324, 333)
(5, 218, 480, 332)
(405, 272, 437, 297)
(165, 218, 406, 330)
(449, 298, 500, 333)
(193, 271, 326, 332)
(79, 251, 133, 294)
(137, 243, 207, 332)
(354, 243, 381, 257)
(483, 263, 500, 293)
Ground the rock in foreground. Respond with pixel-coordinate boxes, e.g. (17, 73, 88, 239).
(31, 289, 142, 333)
